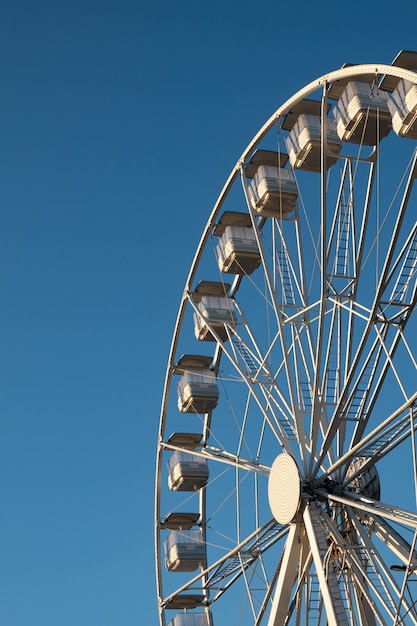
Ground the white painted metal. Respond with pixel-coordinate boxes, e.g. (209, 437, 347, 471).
(303, 503, 349, 626)
(266, 519, 305, 626)
(155, 52, 417, 626)
(268, 454, 301, 524)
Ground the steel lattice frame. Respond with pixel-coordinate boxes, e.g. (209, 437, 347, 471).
(155, 57, 417, 626)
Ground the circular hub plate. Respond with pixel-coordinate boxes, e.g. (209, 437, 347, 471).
(268, 453, 301, 524)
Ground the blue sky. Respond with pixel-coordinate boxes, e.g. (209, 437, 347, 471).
(1, 1, 417, 624)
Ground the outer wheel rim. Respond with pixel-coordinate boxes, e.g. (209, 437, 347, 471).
(156, 57, 417, 626)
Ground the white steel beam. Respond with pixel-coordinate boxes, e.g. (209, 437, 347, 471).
(267, 518, 305, 626)
(303, 503, 349, 626)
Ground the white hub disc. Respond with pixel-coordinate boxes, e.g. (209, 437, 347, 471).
(268, 453, 301, 524)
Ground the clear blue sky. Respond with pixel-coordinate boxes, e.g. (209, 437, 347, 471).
(1, 1, 417, 624)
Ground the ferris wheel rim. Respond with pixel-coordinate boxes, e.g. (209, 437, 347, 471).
(155, 55, 417, 626)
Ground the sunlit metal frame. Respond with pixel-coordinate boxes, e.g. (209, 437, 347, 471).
(155, 61, 417, 626)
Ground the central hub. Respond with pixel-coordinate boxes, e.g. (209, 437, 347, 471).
(268, 453, 302, 524)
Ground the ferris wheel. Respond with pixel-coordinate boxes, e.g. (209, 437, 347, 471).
(155, 51, 417, 626)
